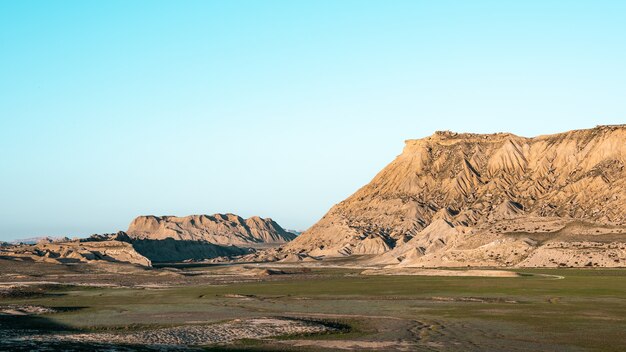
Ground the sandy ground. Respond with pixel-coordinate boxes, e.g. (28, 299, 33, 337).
(4, 317, 333, 348)
(0, 305, 57, 316)
(361, 268, 520, 277)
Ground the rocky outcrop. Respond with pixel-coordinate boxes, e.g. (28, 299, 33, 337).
(0, 214, 295, 266)
(0, 232, 249, 266)
(0, 239, 152, 267)
(284, 125, 626, 267)
(127, 214, 296, 247)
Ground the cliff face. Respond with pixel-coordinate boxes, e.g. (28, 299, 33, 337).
(285, 125, 626, 267)
(127, 213, 297, 247)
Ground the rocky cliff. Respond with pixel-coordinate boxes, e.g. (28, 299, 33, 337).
(127, 213, 297, 246)
(284, 125, 626, 267)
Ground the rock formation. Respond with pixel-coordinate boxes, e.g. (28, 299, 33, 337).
(127, 214, 296, 247)
(130, 238, 248, 263)
(284, 125, 626, 267)
(0, 239, 151, 267)
(0, 214, 296, 266)
(106, 232, 248, 263)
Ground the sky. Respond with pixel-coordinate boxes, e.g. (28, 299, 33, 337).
(1, 0, 625, 240)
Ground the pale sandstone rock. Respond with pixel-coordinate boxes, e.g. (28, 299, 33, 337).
(0, 240, 151, 267)
(284, 125, 626, 267)
(127, 213, 296, 246)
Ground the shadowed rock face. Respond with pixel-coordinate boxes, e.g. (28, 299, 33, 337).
(127, 214, 297, 246)
(284, 125, 626, 267)
(128, 238, 248, 263)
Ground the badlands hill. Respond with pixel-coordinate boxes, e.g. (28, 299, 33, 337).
(0, 214, 296, 267)
(0, 231, 250, 267)
(127, 213, 296, 246)
(0, 238, 151, 267)
(284, 125, 626, 267)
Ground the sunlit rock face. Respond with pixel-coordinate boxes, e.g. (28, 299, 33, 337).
(127, 213, 297, 246)
(283, 125, 626, 267)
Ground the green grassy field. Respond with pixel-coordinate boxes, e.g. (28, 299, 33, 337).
(2, 268, 626, 351)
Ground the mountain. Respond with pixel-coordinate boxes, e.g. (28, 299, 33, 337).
(284, 229, 303, 236)
(127, 213, 297, 246)
(284, 125, 626, 267)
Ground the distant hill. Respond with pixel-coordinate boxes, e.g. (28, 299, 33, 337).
(0, 213, 297, 266)
(9, 236, 69, 245)
(127, 213, 297, 246)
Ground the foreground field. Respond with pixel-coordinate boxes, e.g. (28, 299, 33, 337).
(1, 262, 625, 351)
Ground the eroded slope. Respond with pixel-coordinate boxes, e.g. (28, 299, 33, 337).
(128, 213, 296, 246)
(284, 125, 626, 267)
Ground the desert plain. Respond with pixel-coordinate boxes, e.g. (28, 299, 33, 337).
(1, 125, 625, 351)
(1, 258, 626, 351)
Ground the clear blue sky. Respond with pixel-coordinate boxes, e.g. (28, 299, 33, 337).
(1, 1, 625, 240)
